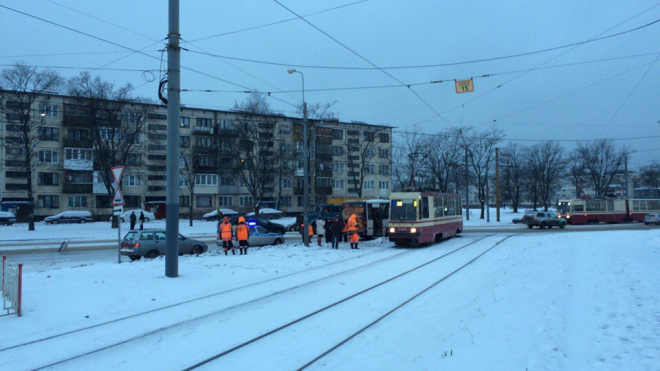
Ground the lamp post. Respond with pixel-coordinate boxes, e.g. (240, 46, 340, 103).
(288, 69, 310, 247)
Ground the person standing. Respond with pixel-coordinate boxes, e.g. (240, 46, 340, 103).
(324, 218, 332, 244)
(315, 215, 324, 247)
(129, 211, 137, 230)
(331, 217, 343, 249)
(219, 216, 234, 255)
(348, 214, 359, 249)
(341, 217, 349, 243)
(139, 212, 145, 230)
(236, 216, 250, 255)
(299, 222, 313, 243)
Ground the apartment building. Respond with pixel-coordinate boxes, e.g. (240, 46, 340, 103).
(0, 92, 393, 220)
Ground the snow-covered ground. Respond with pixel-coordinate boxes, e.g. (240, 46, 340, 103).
(1, 229, 658, 370)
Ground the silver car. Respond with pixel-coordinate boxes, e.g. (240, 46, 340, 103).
(644, 213, 660, 225)
(215, 225, 285, 247)
(121, 229, 209, 260)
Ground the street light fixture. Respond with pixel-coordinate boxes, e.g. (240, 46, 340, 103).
(288, 69, 310, 247)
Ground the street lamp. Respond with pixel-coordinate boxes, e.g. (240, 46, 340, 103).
(288, 69, 310, 247)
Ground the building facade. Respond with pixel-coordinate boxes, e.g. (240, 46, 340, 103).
(0, 92, 393, 220)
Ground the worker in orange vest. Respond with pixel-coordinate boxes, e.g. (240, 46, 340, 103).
(347, 214, 359, 249)
(218, 217, 234, 255)
(299, 222, 313, 242)
(235, 216, 250, 255)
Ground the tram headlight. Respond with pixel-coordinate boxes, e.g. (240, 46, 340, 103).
(389, 227, 395, 233)
(410, 227, 417, 233)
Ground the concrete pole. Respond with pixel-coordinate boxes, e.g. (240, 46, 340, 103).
(496, 147, 500, 222)
(486, 166, 490, 223)
(165, 0, 180, 277)
(465, 147, 469, 220)
(624, 155, 629, 199)
(302, 100, 310, 247)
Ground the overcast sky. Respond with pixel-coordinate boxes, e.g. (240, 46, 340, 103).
(1, 0, 659, 168)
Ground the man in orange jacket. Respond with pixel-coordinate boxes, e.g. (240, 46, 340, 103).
(236, 216, 250, 255)
(347, 214, 359, 249)
(219, 217, 234, 255)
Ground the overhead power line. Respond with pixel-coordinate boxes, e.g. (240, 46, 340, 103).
(391, 129, 660, 143)
(185, 19, 660, 71)
(184, 0, 371, 43)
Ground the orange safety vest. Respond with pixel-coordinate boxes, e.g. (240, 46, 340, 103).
(300, 224, 313, 236)
(220, 221, 232, 241)
(236, 223, 249, 241)
(347, 218, 358, 232)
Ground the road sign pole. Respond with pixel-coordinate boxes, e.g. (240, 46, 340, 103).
(118, 216, 121, 264)
(111, 166, 125, 264)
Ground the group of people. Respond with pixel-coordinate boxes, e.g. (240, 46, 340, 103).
(129, 211, 146, 230)
(218, 216, 250, 255)
(301, 214, 360, 250)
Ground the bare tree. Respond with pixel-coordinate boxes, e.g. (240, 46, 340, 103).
(1, 62, 63, 230)
(638, 160, 660, 190)
(565, 149, 587, 198)
(577, 139, 630, 196)
(461, 127, 503, 219)
(423, 128, 463, 192)
(500, 143, 526, 212)
(345, 127, 384, 197)
(66, 72, 150, 228)
(178, 140, 197, 226)
(528, 141, 564, 211)
(392, 124, 426, 191)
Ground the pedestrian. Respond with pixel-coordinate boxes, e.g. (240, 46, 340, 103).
(315, 215, 324, 247)
(219, 216, 234, 255)
(129, 211, 137, 230)
(348, 214, 359, 249)
(342, 217, 349, 243)
(299, 222, 313, 244)
(324, 218, 332, 244)
(331, 217, 343, 249)
(139, 212, 145, 230)
(236, 216, 250, 255)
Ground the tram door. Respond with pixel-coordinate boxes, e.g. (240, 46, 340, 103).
(369, 203, 382, 237)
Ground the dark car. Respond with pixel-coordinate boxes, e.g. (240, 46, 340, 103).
(227, 216, 286, 234)
(521, 211, 567, 229)
(0, 212, 16, 226)
(44, 211, 93, 224)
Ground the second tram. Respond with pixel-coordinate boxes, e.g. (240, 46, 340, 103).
(557, 198, 660, 224)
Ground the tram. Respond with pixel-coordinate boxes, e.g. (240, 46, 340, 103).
(388, 191, 463, 246)
(342, 199, 390, 239)
(557, 198, 660, 224)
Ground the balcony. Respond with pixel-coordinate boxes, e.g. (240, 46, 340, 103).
(193, 146, 216, 154)
(193, 126, 214, 135)
(193, 164, 218, 173)
(63, 183, 92, 193)
(218, 185, 239, 194)
(315, 153, 332, 161)
(316, 169, 332, 178)
(63, 138, 93, 148)
(64, 158, 93, 171)
(217, 128, 238, 137)
(293, 187, 304, 195)
(315, 187, 332, 195)
(295, 169, 304, 177)
(63, 115, 88, 128)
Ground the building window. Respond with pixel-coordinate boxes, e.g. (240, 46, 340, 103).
(238, 177, 248, 188)
(99, 127, 121, 142)
(218, 196, 233, 207)
(279, 142, 292, 153)
(379, 165, 390, 175)
(280, 196, 292, 207)
(148, 113, 167, 120)
(281, 179, 292, 189)
(195, 174, 218, 186)
(333, 163, 344, 173)
(67, 128, 88, 141)
(196, 118, 213, 127)
(124, 111, 140, 124)
(347, 130, 359, 136)
(332, 129, 343, 140)
(126, 154, 141, 166)
(39, 127, 59, 141)
(38, 150, 59, 164)
(278, 126, 291, 135)
(347, 138, 360, 145)
(196, 137, 213, 148)
(65, 148, 92, 160)
(318, 161, 332, 171)
(123, 174, 141, 187)
(332, 146, 344, 156)
(66, 172, 93, 184)
(180, 116, 190, 128)
(125, 195, 141, 208)
(38, 172, 59, 186)
(379, 133, 390, 143)
(364, 180, 374, 190)
(364, 132, 375, 142)
(6, 148, 22, 155)
(333, 179, 343, 189)
(365, 148, 375, 157)
(39, 103, 59, 118)
(148, 144, 166, 152)
(179, 195, 190, 207)
(296, 178, 304, 188)
(379, 180, 389, 190)
(365, 164, 375, 175)
(239, 196, 254, 207)
(218, 119, 234, 130)
(316, 177, 332, 188)
(297, 196, 303, 207)
(179, 136, 190, 148)
(379, 148, 389, 159)
(196, 195, 212, 207)
(179, 175, 190, 187)
(68, 195, 88, 208)
(195, 154, 216, 166)
(38, 195, 59, 208)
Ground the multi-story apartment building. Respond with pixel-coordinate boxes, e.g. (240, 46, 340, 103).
(0, 92, 393, 220)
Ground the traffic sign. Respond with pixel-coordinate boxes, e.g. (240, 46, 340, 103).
(111, 166, 124, 186)
(112, 188, 125, 206)
(113, 206, 123, 216)
(455, 78, 474, 94)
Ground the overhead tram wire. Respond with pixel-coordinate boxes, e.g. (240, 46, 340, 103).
(0, 64, 159, 72)
(184, 0, 371, 43)
(0, 5, 294, 106)
(0, 50, 161, 59)
(269, 0, 453, 128)
(389, 131, 660, 143)
(185, 18, 660, 71)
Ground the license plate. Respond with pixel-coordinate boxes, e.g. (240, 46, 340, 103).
(397, 227, 408, 232)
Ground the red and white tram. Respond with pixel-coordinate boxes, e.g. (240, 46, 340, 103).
(388, 191, 463, 246)
(557, 198, 660, 224)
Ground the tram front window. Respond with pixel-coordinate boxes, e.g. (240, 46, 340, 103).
(558, 202, 570, 214)
(391, 199, 417, 221)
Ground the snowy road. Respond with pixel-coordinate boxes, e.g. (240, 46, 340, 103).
(1, 230, 659, 371)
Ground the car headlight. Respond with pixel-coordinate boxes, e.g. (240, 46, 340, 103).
(389, 227, 395, 233)
(410, 227, 417, 233)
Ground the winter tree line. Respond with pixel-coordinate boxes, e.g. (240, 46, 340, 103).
(392, 126, 656, 219)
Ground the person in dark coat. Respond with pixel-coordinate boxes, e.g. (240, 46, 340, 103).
(324, 218, 332, 244)
(129, 211, 137, 230)
(139, 212, 145, 230)
(331, 217, 344, 249)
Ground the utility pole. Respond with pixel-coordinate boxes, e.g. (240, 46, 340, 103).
(465, 147, 469, 220)
(624, 155, 629, 199)
(486, 166, 490, 223)
(302, 101, 310, 247)
(496, 147, 500, 222)
(165, 0, 180, 277)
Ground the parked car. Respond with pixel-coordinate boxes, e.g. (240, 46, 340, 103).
(203, 209, 239, 221)
(227, 216, 287, 234)
(120, 229, 209, 260)
(246, 208, 283, 219)
(521, 211, 567, 229)
(0, 211, 16, 226)
(643, 213, 660, 225)
(119, 209, 155, 223)
(44, 211, 93, 224)
(216, 225, 285, 247)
